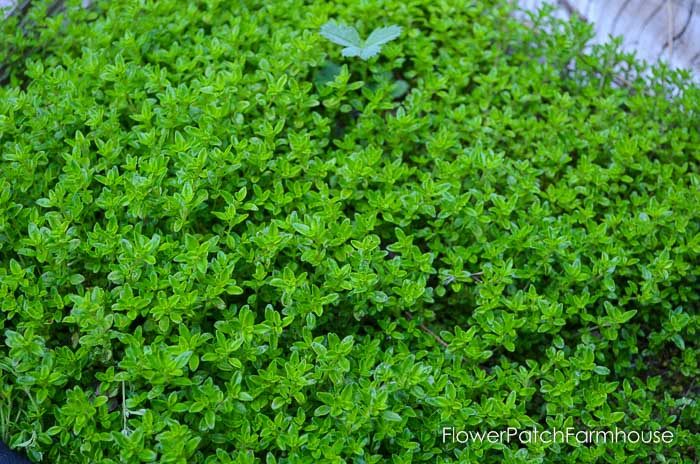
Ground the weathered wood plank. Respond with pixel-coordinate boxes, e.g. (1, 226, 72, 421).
(517, 0, 700, 75)
(0, 0, 16, 12)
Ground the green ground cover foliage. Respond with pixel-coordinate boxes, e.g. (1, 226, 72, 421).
(0, 0, 698, 462)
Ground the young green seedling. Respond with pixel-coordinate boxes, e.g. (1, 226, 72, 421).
(320, 20, 402, 60)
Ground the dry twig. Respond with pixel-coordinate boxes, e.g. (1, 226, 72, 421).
(404, 311, 449, 348)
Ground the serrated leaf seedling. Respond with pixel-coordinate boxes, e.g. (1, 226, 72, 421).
(320, 20, 402, 60)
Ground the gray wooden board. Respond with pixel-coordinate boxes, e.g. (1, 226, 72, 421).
(518, 0, 700, 77)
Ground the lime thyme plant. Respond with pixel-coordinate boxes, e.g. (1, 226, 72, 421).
(0, 0, 698, 463)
